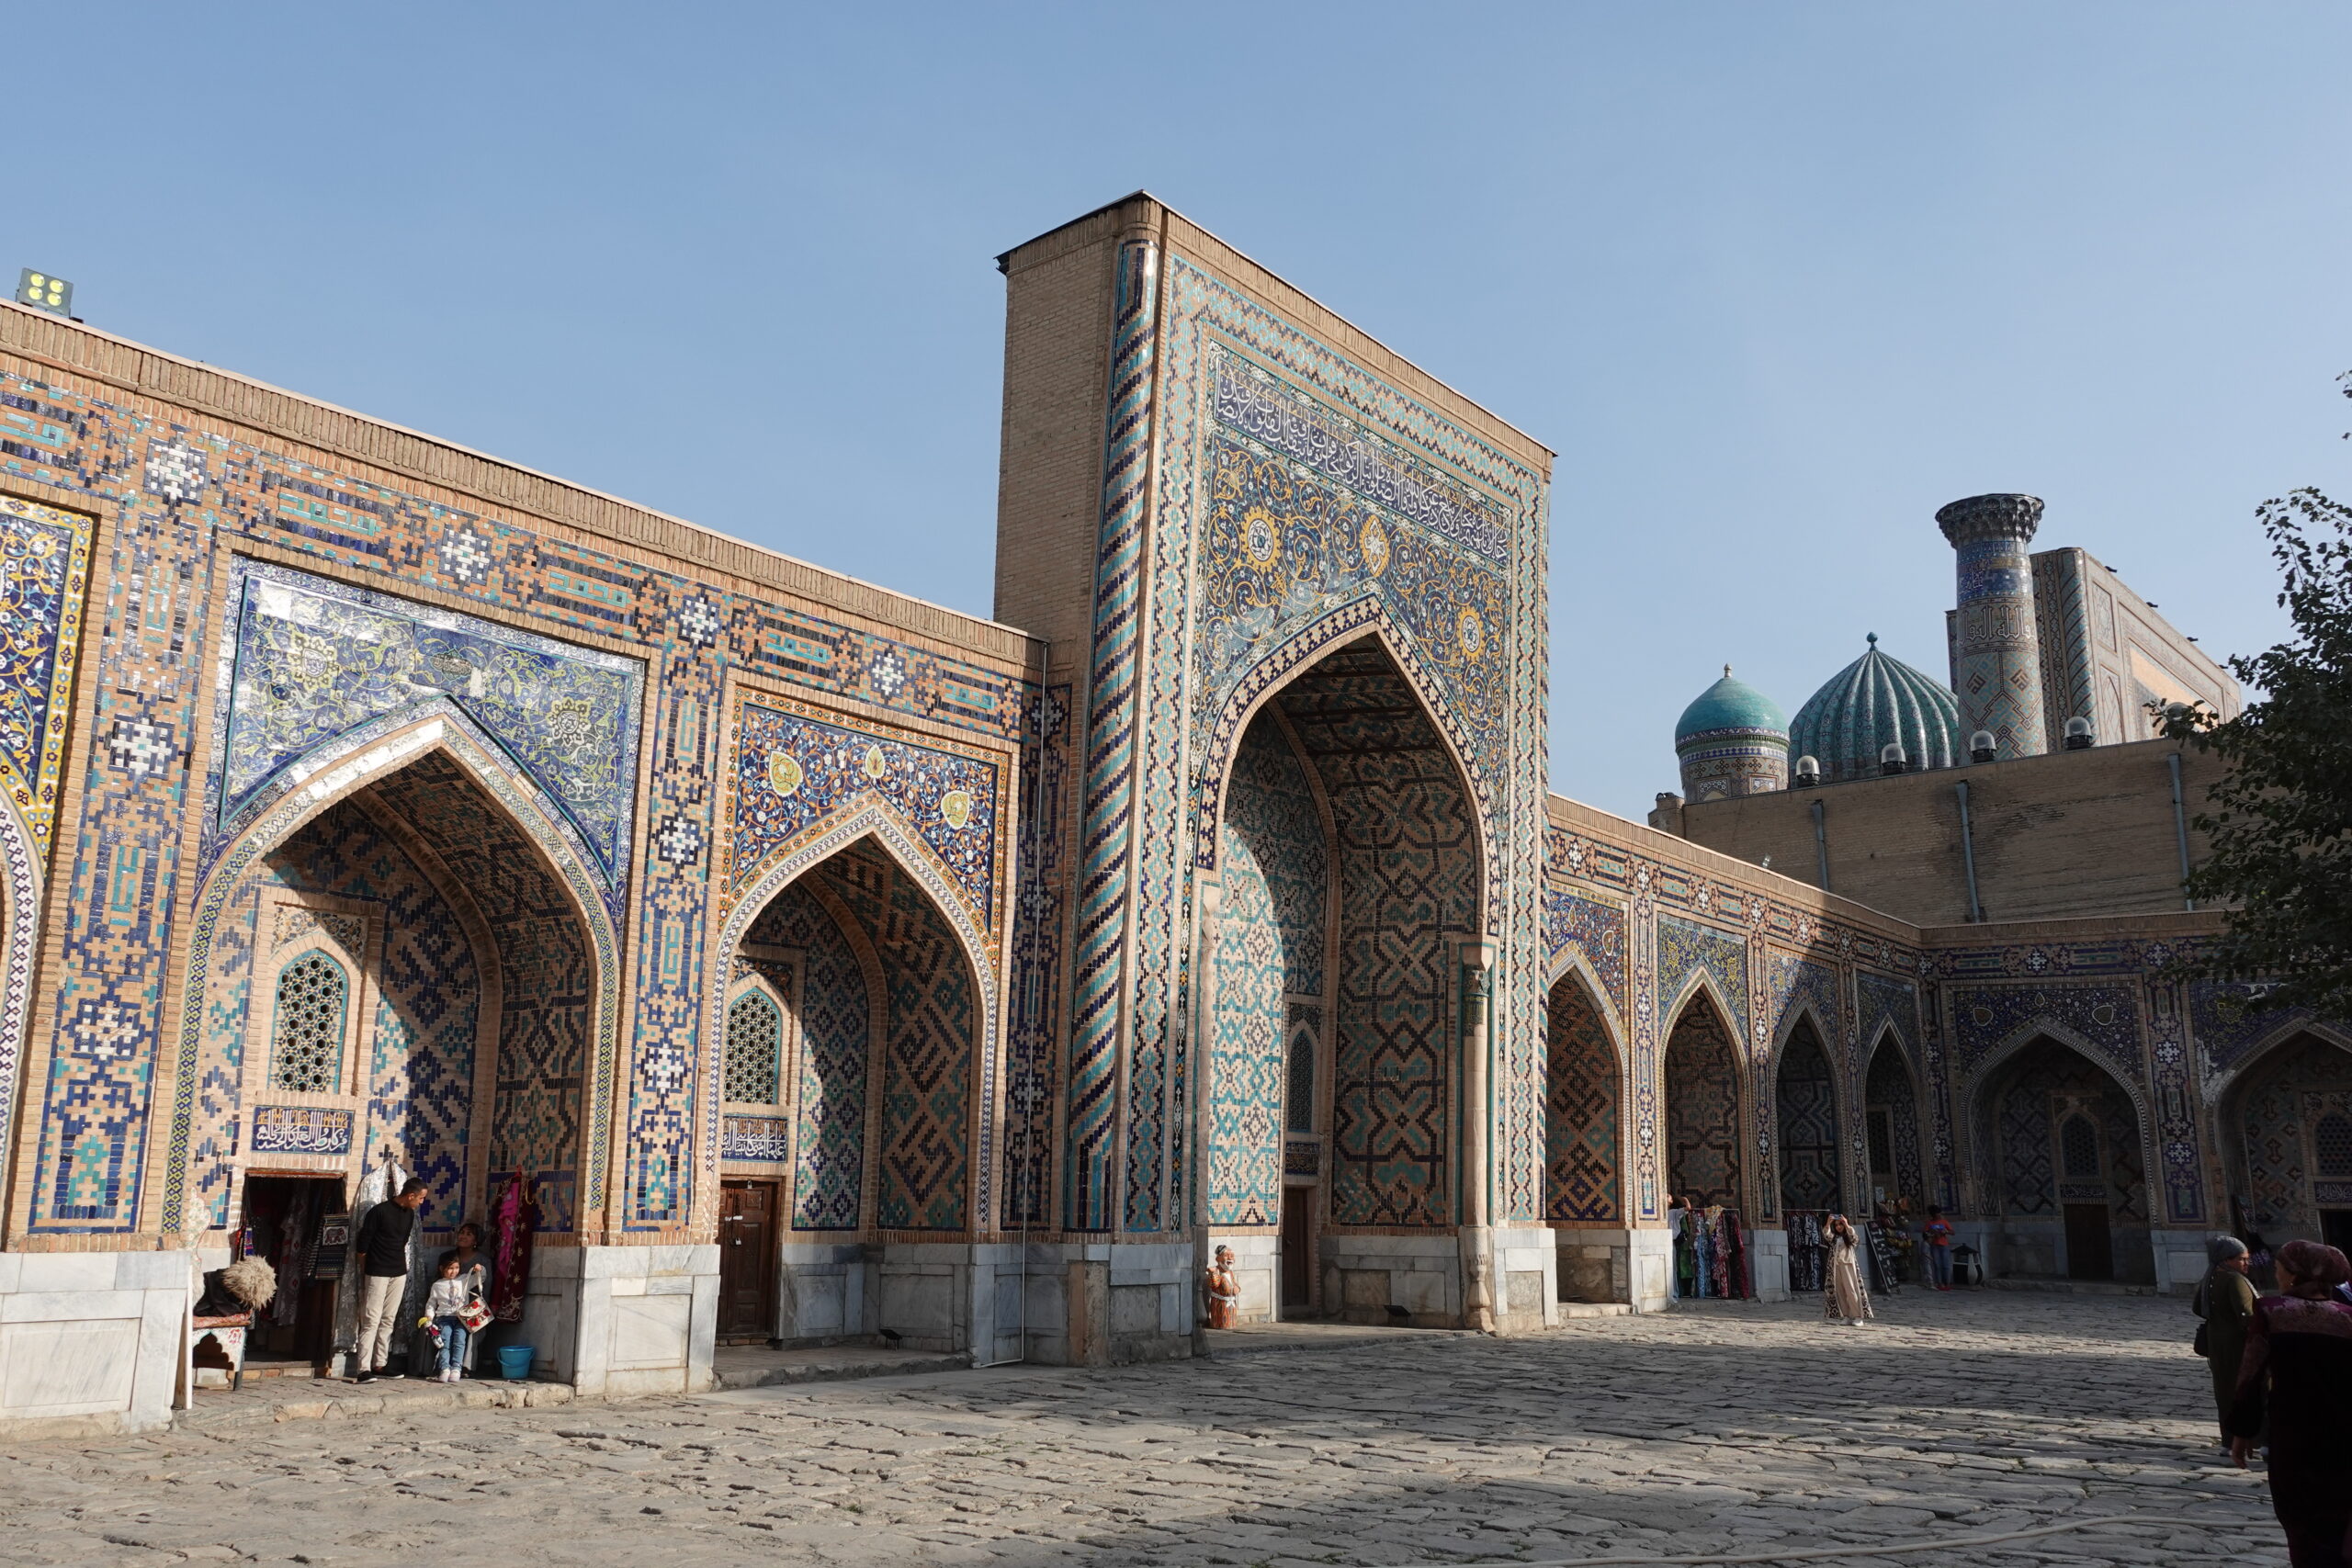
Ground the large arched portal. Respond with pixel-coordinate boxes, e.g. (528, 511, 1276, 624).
(723, 834, 978, 1349)
(1545, 973, 1623, 1302)
(1981, 1037, 2154, 1283)
(1774, 1016, 1843, 1218)
(2222, 1031, 2352, 1255)
(1207, 635, 1481, 1324)
(193, 747, 600, 1375)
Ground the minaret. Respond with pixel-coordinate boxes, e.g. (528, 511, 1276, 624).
(1937, 492, 2049, 759)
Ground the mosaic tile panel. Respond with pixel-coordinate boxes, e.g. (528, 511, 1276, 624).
(815, 842, 973, 1231)
(1206, 717, 1328, 1226)
(1282, 646, 1480, 1229)
(209, 559, 642, 897)
(1987, 1041, 2146, 1221)
(1664, 996, 1744, 1212)
(1864, 1039, 1927, 1207)
(1949, 982, 2141, 1083)
(1545, 889, 1628, 1012)
(1658, 917, 1750, 1053)
(187, 793, 482, 1229)
(2235, 1035, 2352, 1238)
(725, 697, 1002, 929)
(0, 495, 95, 862)
(1544, 976, 1620, 1222)
(1775, 1020, 1842, 1213)
(1001, 685, 1069, 1228)
(744, 883, 868, 1230)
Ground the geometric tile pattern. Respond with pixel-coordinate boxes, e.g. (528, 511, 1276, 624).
(1987, 1040, 2145, 1222)
(1280, 643, 1479, 1228)
(188, 792, 483, 1230)
(1207, 716, 1328, 1226)
(1664, 995, 1745, 1212)
(1544, 976, 1621, 1222)
(813, 840, 973, 1232)
(1001, 684, 1070, 1229)
(2234, 1034, 2352, 1238)
(1773, 1018, 1842, 1214)
(266, 950, 347, 1094)
(743, 883, 868, 1231)
(722, 987, 783, 1106)
(1863, 1037, 1926, 1209)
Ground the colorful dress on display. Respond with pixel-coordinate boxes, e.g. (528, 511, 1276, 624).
(489, 1172, 538, 1325)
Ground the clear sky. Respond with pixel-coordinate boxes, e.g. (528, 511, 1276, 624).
(19, 4, 2349, 818)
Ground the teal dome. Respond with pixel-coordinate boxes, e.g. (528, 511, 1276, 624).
(1789, 635, 1962, 784)
(1674, 667, 1789, 747)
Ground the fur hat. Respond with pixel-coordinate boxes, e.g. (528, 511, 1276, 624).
(219, 1256, 277, 1309)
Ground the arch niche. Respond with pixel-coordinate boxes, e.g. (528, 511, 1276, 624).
(167, 719, 615, 1373)
(1773, 1012, 1843, 1217)
(1662, 988, 1747, 1213)
(1204, 632, 1484, 1323)
(717, 821, 984, 1348)
(2217, 1027, 2352, 1255)
(1976, 1034, 2155, 1284)
(1860, 1028, 1928, 1212)
(1544, 966, 1623, 1304)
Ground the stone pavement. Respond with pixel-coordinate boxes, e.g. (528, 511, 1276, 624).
(0, 1291, 2286, 1567)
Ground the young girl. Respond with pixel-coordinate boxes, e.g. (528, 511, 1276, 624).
(424, 1253, 476, 1382)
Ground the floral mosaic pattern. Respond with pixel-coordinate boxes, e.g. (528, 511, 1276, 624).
(1545, 889, 1628, 1009)
(726, 698, 1001, 929)
(212, 561, 643, 893)
(0, 496, 94, 861)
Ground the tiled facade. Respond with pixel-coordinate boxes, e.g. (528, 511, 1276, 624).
(0, 192, 2340, 1432)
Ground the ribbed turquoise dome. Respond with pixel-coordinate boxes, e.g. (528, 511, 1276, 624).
(1674, 668, 1789, 746)
(1789, 635, 1962, 784)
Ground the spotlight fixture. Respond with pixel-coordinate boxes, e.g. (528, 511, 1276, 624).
(13, 268, 72, 318)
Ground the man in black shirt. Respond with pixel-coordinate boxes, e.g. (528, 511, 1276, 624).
(353, 1178, 427, 1382)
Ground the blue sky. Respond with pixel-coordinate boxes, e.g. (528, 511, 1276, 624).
(20, 4, 2349, 818)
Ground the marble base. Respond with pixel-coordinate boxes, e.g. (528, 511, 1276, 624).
(0, 1250, 192, 1437)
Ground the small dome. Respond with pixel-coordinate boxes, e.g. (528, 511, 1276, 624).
(1790, 635, 1963, 784)
(1674, 665, 1789, 746)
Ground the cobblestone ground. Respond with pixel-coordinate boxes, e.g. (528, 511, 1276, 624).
(0, 1290, 2287, 1567)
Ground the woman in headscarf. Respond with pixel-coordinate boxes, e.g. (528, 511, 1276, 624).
(2193, 1235, 2257, 1448)
(1823, 1213, 1872, 1325)
(2229, 1239, 2352, 1568)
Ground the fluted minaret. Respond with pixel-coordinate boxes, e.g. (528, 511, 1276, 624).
(1937, 492, 2049, 759)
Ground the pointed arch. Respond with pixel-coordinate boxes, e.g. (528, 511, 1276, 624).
(1200, 613, 1495, 934)
(1773, 1011, 1843, 1215)
(1973, 1029, 2156, 1281)
(2216, 1027, 2352, 1245)
(1962, 1013, 2158, 1200)
(712, 797, 999, 1235)
(1662, 987, 1749, 1213)
(721, 977, 789, 1109)
(158, 710, 622, 1235)
(1544, 965, 1623, 1223)
(1861, 1022, 1929, 1211)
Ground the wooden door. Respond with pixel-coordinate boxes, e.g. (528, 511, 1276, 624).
(2063, 1203, 2113, 1280)
(1280, 1190, 1314, 1314)
(718, 1181, 778, 1342)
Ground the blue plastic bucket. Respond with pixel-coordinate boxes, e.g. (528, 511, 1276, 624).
(496, 1345, 535, 1380)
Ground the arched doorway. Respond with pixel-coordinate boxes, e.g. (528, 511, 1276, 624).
(1545, 972, 1622, 1302)
(192, 745, 601, 1375)
(2222, 1031, 2352, 1255)
(1775, 1016, 1842, 1217)
(726, 834, 979, 1348)
(1862, 1032, 1927, 1213)
(1981, 1037, 2153, 1283)
(1207, 635, 1481, 1324)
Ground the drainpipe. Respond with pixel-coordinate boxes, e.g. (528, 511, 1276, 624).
(2167, 750, 2196, 912)
(1809, 798, 1830, 893)
(1954, 779, 1984, 924)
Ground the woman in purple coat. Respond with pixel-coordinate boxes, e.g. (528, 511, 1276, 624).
(2230, 1239, 2352, 1567)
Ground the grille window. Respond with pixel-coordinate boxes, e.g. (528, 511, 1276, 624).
(1284, 1021, 1316, 1136)
(271, 950, 348, 1095)
(2059, 1113, 2100, 1179)
(2315, 1112, 2352, 1180)
(725, 988, 784, 1106)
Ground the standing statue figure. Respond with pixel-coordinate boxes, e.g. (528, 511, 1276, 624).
(1204, 1245, 1241, 1330)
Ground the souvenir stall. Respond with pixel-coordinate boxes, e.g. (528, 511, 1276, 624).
(1672, 1205, 1754, 1299)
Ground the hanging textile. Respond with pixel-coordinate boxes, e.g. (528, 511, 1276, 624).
(489, 1171, 538, 1324)
(1788, 1213, 1826, 1294)
(1690, 1209, 1717, 1298)
(1724, 1210, 1752, 1301)
(269, 1184, 316, 1327)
